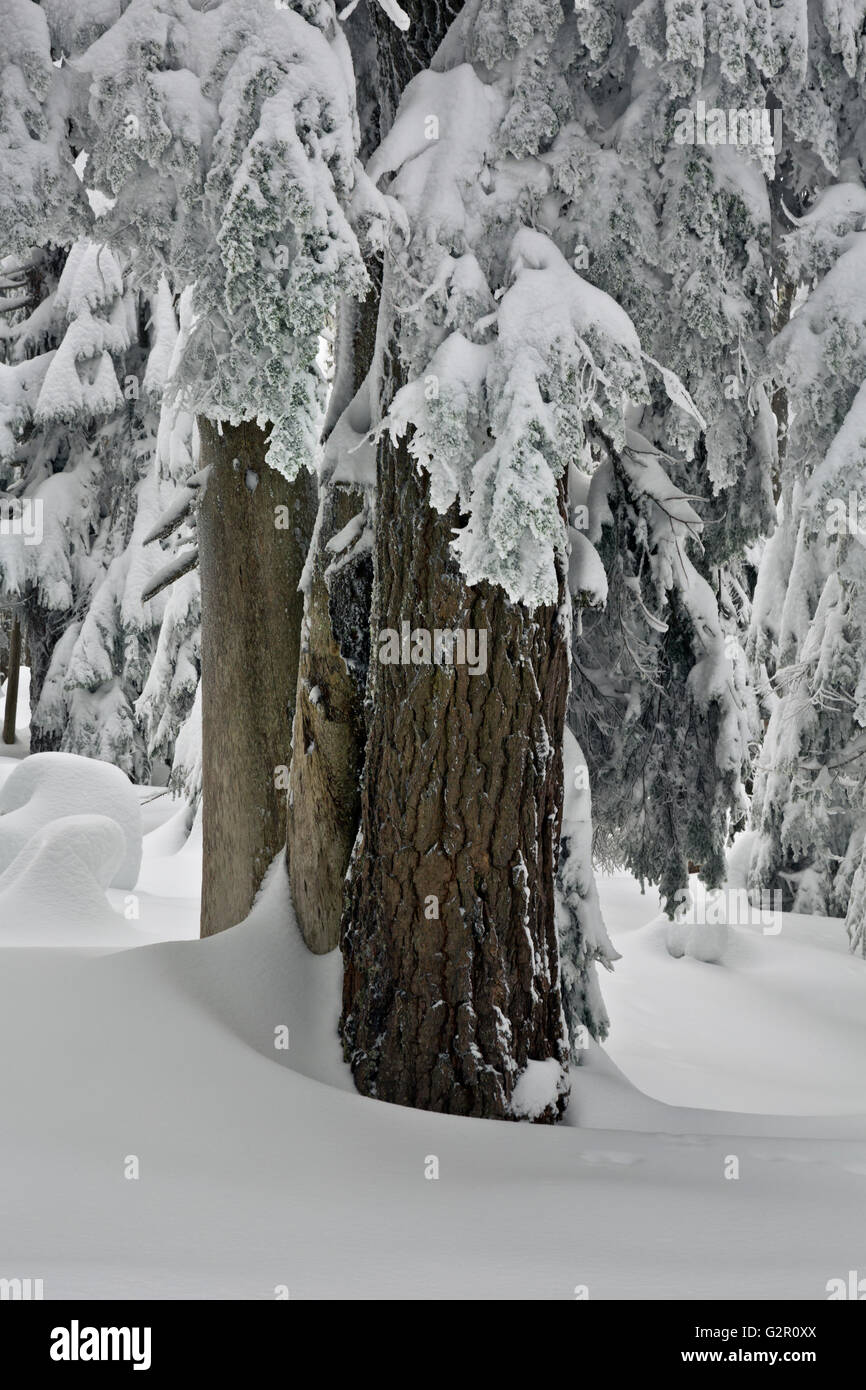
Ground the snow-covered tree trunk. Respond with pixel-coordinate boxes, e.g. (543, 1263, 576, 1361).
(285, 484, 369, 953)
(368, 0, 464, 130)
(287, 0, 463, 954)
(286, 294, 375, 953)
(2, 613, 20, 744)
(336, 0, 574, 1119)
(198, 418, 316, 937)
(340, 414, 572, 1121)
(0, 610, 9, 682)
(340, 0, 657, 1120)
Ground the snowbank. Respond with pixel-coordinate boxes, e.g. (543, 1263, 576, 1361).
(597, 870, 866, 1115)
(0, 857, 864, 1299)
(0, 751, 142, 888)
(0, 813, 126, 940)
(0, 776, 863, 1297)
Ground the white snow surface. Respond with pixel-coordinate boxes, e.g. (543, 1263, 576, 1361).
(0, 751, 142, 889)
(0, 813, 128, 943)
(0, 751, 865, 1298)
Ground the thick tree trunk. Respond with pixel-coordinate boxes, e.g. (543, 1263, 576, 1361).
(286, 0, 464, 953)
(2, 615, 21, 745)
(368, 0, 465, 131)
(336, 0, 573, 1121)
(340, 419, 573, 1121)
(198, 418, 316, 937)
(286, 291, 377, 954)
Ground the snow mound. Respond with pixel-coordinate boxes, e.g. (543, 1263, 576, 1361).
(665, 916, 730, 965)
(0, 813, 126, 936)
(1, 861, 864, 1297)
(598, 871, 866, 1115)
(508, 1057, 568, 1120)
(0, 752, 142, 888)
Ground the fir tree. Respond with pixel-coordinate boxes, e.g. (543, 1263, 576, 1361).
(0, 239, 186, 776)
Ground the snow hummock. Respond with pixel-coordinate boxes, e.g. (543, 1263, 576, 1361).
(0, 814, 128, 943)
(0, 751, 142, 889)
(597, 858, 866, 1116)
(508, 1058, 568, 1120)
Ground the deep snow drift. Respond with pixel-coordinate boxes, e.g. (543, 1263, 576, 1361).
(0, 751, 143, 886)
(0, 736, 865, 1299)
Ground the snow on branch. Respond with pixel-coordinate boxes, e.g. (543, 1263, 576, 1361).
(141, 547, 199, 605)
(62, 0, 383, 478)
(370, 59, 653, 609)
(384, 229, 650, 608)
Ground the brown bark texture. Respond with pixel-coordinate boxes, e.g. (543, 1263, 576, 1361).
(340, 414, 573, 1121)
(286, 476, 371, 953)
(338, 0, 572, 1122)
(286, 0, 465, 953)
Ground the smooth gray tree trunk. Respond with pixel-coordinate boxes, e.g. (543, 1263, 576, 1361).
(198, 418, 316, 937)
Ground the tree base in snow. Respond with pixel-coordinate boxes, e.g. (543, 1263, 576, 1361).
(198, 418, 316, 937)
(339, 434, 571, 1123)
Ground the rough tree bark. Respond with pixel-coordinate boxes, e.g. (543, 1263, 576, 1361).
(198, 418, 316, 937)
(286, 0, 464, 953)
(340, 415, 573, 1121)
(2, 614, 21, 745)
(285, 295, 375, 954)
(369, 0, 465, 132)
(335, 0, 572, 1121)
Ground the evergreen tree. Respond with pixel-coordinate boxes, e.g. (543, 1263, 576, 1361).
(745, 12, 866, 941)
(7, 0, 865, 1120)
(14, 0, 384, 932)
(338, 0, 743, 1109)
(285, 0, 464, 954)
(750, 184, 866, 928)
(552, 1, 780, 929)
(0, 238, 184, 776)
(135, 284, 202, 794)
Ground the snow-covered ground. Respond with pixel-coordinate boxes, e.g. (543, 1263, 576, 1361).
(1, 713, 865, 1299)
